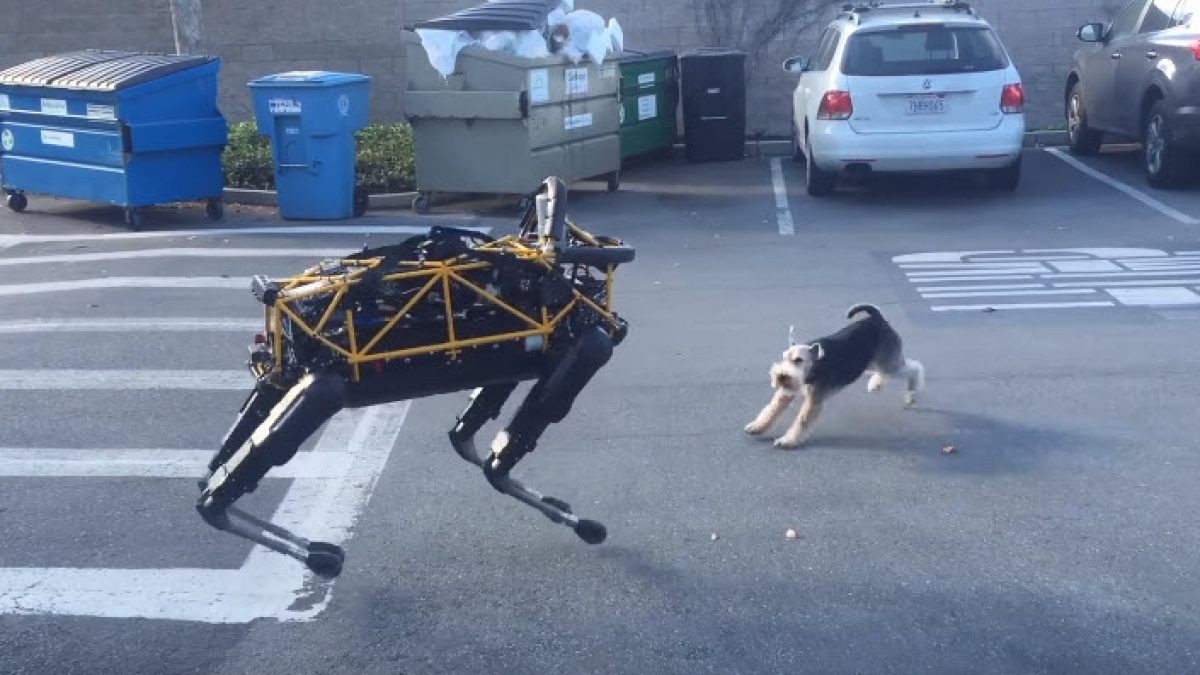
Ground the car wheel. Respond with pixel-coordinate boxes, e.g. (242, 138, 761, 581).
(1143, 100, 1188, 189)
(804, 131, 836, 197)
(1067, 82, 1103, 156)
(790, 119, 803, 164)
(984, 157, 1021, 192)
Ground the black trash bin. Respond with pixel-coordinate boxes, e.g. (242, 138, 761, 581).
(680, 48, 747, 163)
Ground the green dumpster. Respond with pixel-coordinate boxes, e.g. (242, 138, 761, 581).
(617, 50, 679, 161)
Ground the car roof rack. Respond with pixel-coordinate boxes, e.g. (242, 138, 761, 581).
(836, 1, 978, 25)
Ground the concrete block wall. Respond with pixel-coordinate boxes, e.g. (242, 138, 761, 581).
(0, 0, 1110, 135)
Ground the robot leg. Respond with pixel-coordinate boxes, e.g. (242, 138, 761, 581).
(196, 371, 348, 577)
(481, 325, 614, 544)
(448, 383, 519, 467)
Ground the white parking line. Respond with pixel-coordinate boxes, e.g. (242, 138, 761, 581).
(932, 301, 1114, 312)
(0, 448, 352, 479)
(0, 318, 260, 333)
(1044, 148, 1200, 226)
(0, 402, 411, 623)
(0, 370, 249, 390)
(0, 225, 491, 249)
(921, 288, 1098, 299)
(0, 277, 245, 296)
(770, 158, 795, 235)
(0, 248, 345, 267)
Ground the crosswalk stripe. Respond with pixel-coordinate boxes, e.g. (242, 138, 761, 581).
(0, 225, 492, 248)
(0, 318, 260, 333)
(0, 277, 245, 296)
(0, 370, 249, 390)
(0, 248, 344, 267)
(0, 448, 352, 479)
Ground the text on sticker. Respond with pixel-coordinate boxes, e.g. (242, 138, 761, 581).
(565, 68, 588, 96)
(529, 69, 550, 104)
(0, 94, 9, 111)
(40, 130, 75, 148)
(86, 104, 116, 120)
(269, 99, 302, 115)
(41, 99, 68, 116)
(638, 95, 657, 121)
(638, 73, 655, 86)
(565, 113, 593, 130)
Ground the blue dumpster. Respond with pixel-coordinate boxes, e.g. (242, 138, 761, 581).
(0, 50, 228, 230)
(249, 72, 372, 220)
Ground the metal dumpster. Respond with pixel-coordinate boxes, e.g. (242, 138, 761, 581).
(402, 0, 622, 213)
(0, 49, 228, 230)
(616, 49, 679, 161)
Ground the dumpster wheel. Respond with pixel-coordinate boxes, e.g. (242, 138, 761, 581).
(5, 192, 27, 213)
(124, 207, 144, 231)
(606, 172, 620, 193)
(412, 194, 431, 214)
(206, 199, 225, 222)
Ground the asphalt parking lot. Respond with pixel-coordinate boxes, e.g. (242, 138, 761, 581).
(2, 145, 1200, 675)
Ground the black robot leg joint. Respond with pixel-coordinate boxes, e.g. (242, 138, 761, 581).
(196, 371, 350, 578)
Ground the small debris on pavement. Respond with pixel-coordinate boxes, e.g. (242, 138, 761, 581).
(942, 445, 957, 455)
(710, 533, 719, 541)
(785, 529, 799, 540)
(982, 307, 997, 313)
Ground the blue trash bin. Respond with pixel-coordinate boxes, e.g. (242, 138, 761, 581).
(249, 71, 372, 220)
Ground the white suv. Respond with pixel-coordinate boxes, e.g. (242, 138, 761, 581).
(784, 1, 1026, 196)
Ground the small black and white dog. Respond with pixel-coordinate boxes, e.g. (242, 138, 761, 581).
(745, 304, 925, 449)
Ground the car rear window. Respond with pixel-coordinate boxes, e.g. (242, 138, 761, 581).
(842, 25, 1009, 76)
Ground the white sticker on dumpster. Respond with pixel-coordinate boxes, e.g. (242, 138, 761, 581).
(86, 104, 116, 120)
(41, 99, 68, 116)
(638, 73, 655, 86)
(638, 95, 657, 121)
(40, 130, 74, 148)
(269, 99, 302, 115)
(599, 65, 616, 79)
(0, 94, 9, 111)
(565, 113, 593, 130)
(565, 68, 588, 96)
(1, 130, 13, 152)
(529, 69, 550, 104)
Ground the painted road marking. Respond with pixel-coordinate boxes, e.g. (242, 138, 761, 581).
(0, 225, 492, 249)
(0, 401, 411, 623)
(0, 370, 249, 390)
(0, 448, 353, 479)
(0, 277, 245, 296)
(0, 248, 349, 267)
(0, 318, 260, 333)
(770, 158, 795, 235)
(896, 248, 1200, 312)
(1044, 148, 1200, 226)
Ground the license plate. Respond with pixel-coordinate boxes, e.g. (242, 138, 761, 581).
(907, 95, 947, 115)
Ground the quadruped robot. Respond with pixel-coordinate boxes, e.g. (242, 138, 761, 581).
(196, 177, 635, 578)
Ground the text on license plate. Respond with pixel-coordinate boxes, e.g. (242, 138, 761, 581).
(907, 95, 947, 114)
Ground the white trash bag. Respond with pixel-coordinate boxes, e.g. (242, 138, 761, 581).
(416, 28, 477, 78)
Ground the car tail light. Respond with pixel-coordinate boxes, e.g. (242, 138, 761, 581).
(817, 91, 853, 120)
(1000, 83, 1024, 114)
(1191, 39, 1200, 60)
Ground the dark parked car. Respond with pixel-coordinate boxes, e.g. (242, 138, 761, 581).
(1065, 0, 1200, 187)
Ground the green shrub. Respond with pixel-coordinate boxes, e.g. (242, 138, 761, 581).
(221, 120, 416, 194)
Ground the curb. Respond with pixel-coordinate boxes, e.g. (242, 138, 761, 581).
(223, 188, 418, 209)
(223, 130, 1070, 207)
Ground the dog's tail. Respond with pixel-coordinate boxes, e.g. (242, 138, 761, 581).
(847, 303, 884, 322)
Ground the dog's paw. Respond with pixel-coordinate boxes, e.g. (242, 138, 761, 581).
(774, 436, 802, 450)
(904, 392, 917, 408)
(745, 420, 769, 435)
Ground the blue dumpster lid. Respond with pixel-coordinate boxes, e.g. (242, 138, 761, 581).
(250, 71, 371, 87)
(411, 0, 561, 31)
(0, 50, 215, 91)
